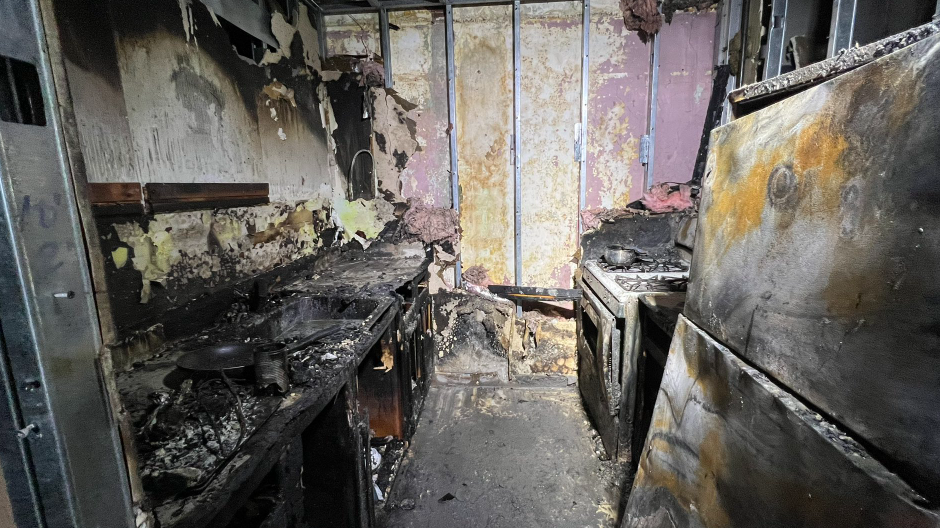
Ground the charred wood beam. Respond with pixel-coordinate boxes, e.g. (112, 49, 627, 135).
(144, 183, 269, 212)
(487, 285, 582, 302)
(88, 182, 145, 216)
(319, 0, 572, 14)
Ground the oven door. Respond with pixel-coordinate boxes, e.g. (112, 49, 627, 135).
(580, 286, 622, 415)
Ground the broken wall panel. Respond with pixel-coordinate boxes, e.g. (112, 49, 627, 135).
(391, 11, 452, 208)
(324, 14, 380, 57)
(586, 0, 651, 208)
(520, 2, 582, 289)
(652, 10, 716, 185)
(454, 5, 516, 286)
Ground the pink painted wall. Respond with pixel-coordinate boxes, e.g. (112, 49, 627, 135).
(586, 14, 651, 209)
(652, 11, 717, 185)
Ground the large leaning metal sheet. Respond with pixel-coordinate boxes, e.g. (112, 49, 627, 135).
(685, 34, 940, 502)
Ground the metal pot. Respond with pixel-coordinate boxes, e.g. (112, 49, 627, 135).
(604, 245, 637, 267)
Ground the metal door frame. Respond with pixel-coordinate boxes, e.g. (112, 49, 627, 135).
(0, 1, 134, 526)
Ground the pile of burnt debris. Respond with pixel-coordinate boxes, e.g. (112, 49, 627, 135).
(119, 291, 371, 504)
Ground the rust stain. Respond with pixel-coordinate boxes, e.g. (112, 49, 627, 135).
(455, 10, 515, 285)
(703, 108, 849, 260)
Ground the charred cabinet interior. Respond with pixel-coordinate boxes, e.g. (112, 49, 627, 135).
(2, 0, 939, 526)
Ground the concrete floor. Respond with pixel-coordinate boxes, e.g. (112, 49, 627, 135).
(382, 384, 624, 528)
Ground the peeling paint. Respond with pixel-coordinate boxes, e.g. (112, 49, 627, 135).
(371, 91, 420, 202)
(332, 197, 396, 246)
(454, 6, 515, 286)
(520, 2, 581, 288)
(587, 11, 650, 207)
(176, 0, 196, 43)
(113, 200, 334, 303)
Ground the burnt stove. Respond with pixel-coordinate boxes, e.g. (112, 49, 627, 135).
(597, 257, 687, 274)
(577, 258, 688, 464)
(614, 276, 687, 292)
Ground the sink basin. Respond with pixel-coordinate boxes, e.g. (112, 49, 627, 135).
(242, 295, 390, 346)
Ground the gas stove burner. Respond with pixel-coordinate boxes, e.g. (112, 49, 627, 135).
(598, 258, 688, 274)
(615, 276, 688, 292)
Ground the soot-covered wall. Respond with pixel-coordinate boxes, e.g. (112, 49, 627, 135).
(52, 0, 397, 345)
(327, 3, 715, 291)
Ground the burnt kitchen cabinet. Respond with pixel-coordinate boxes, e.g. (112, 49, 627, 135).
(400, 276, 433, 431)
(301, 382, 372, 528)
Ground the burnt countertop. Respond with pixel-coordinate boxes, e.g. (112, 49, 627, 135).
(117, 247, 431, 528)
(280, 243, 431, 297)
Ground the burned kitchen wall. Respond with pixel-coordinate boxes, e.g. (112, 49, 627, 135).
(326, 2, 714, 293)
(52, 0, 398, 343)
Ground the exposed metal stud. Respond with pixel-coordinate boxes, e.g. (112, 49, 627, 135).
(316, 7, 328, 60)
(644, 32, 660, 191)
(827, 0, 857, 57)
(445, 4, 461, 288)
(0, 1, 134, 526)
(935, 0, 940, 21)
(513, 0, 522, 315)
(721, 0, 744, 124)
(379, 8, 393, 88)
(764, 0, 788, 78)
(578, 0, 589, 233)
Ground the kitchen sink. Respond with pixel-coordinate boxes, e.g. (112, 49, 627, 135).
(242, 294, 392, 347)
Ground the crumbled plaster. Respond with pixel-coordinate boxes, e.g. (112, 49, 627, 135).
(332, 197, 396, 247)
(433, 290, 576, 383)
(113, 199, 332, 303)
(371, 90, 420, 203)
(263, 80, 297, 107)
(260, 6, 322, 72)
(317, 83, 339, 153)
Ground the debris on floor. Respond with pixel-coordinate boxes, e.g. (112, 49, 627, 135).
(381, 386, 628, 528)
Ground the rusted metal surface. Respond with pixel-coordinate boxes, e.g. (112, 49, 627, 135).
(624, 315, 940, 528)
(687, 34, 940, 503)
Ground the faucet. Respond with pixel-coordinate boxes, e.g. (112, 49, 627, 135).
(348, 149, 376, 201)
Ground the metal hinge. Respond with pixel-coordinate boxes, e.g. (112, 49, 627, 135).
(574, 123, 583, 162)
(639, 134, 651, 164)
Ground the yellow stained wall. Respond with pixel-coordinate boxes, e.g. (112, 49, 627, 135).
(520, 2, 582, 287)
(454, 6, 516, 286)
